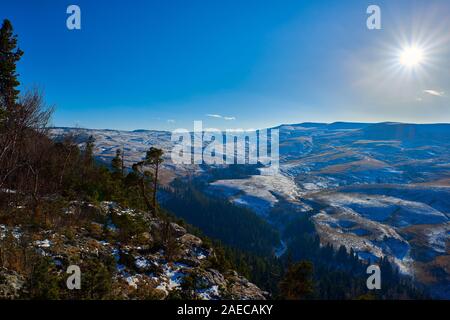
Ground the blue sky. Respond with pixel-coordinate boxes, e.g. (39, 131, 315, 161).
(1, 0, 449, 130)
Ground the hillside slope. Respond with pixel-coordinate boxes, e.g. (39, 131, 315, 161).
(0, 201, 267, 300)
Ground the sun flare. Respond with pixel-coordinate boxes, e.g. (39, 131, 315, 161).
(399, 46, 424, 67)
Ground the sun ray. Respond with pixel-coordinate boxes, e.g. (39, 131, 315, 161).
(399, 46, 424, 67)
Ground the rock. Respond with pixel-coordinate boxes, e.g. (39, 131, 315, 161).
(140, 231, 153, 243)
(179, 234, 203, 248)
(176, 257, 201, 268)
(170, 223, 186, 238)
(197, 268, 226, 288)
(0, 268, 26, 299)
(224, 270, 269, 300)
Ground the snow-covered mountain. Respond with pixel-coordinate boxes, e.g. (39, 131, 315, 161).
(51, 122, 450, 297)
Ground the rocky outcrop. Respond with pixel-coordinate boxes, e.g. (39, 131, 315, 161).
(0, 268, 26, 299)
(224, 270, 269, 300)
(0, 201, 267, 300)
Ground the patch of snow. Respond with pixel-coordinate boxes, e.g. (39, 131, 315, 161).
(156, 263, 186, 293)
(135, 256, 150, 269)
(34, 239, 52, 248)
(210, 173, 301, 215)
(198, 285, 220, 300)
(126, 275, 140, 289)
(275, 240, 287, 258)
(427, 224, 449, 254)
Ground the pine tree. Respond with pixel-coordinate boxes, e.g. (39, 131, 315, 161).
(111, 148, 123, 176)
(81, 135, 95, 184)
(84, 135, 95, 165)
(0, 19, 24, 191)
(279, 260, 314, 300)
(145, 147, 164, 215)
(0, 19, 23, 110)
(130, 147, 163, 216)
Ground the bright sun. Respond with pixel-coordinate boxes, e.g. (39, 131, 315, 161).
(399, 46, 424, 67)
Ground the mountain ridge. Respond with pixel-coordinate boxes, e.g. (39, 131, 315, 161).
(52, 121, 450, 133)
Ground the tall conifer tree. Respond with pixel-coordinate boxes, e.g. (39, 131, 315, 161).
(0, 19, 23, 111)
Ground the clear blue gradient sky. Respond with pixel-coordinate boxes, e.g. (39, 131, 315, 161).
(1, 0, 449, 130)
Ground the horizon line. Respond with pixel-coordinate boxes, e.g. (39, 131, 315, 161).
(49, 120, 450, 133)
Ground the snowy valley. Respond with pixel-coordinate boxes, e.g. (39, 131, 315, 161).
(51, 122, 450, 298)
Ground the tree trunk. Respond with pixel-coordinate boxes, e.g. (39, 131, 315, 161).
(152, 164, 159, 216)
(140, 178, 154, 215)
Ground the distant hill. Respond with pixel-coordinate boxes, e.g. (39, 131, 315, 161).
(357, 122, 450, 141)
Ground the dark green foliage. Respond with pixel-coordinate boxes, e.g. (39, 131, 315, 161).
(207, 243, 233, 273)
(60, 254, 116, 300)
(161, 181, 284, 294)
(111, 148, 124, 177)
(0, 19, 23, 108)
(282, 214, 429, 299)
(219, 246, 283, 294)
(28, 257, 60, 300)
(110, 211, 149, 242)
(80, 259, 113, 299)
(163, 180, 280, 256)
(83, 135, 95, 168)
(202, 163, 263, 181)
(131, 147, 164, 216)
(279, 261, 315, 300)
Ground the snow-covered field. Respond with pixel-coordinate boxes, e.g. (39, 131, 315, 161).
(209, 173, 302, 216)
